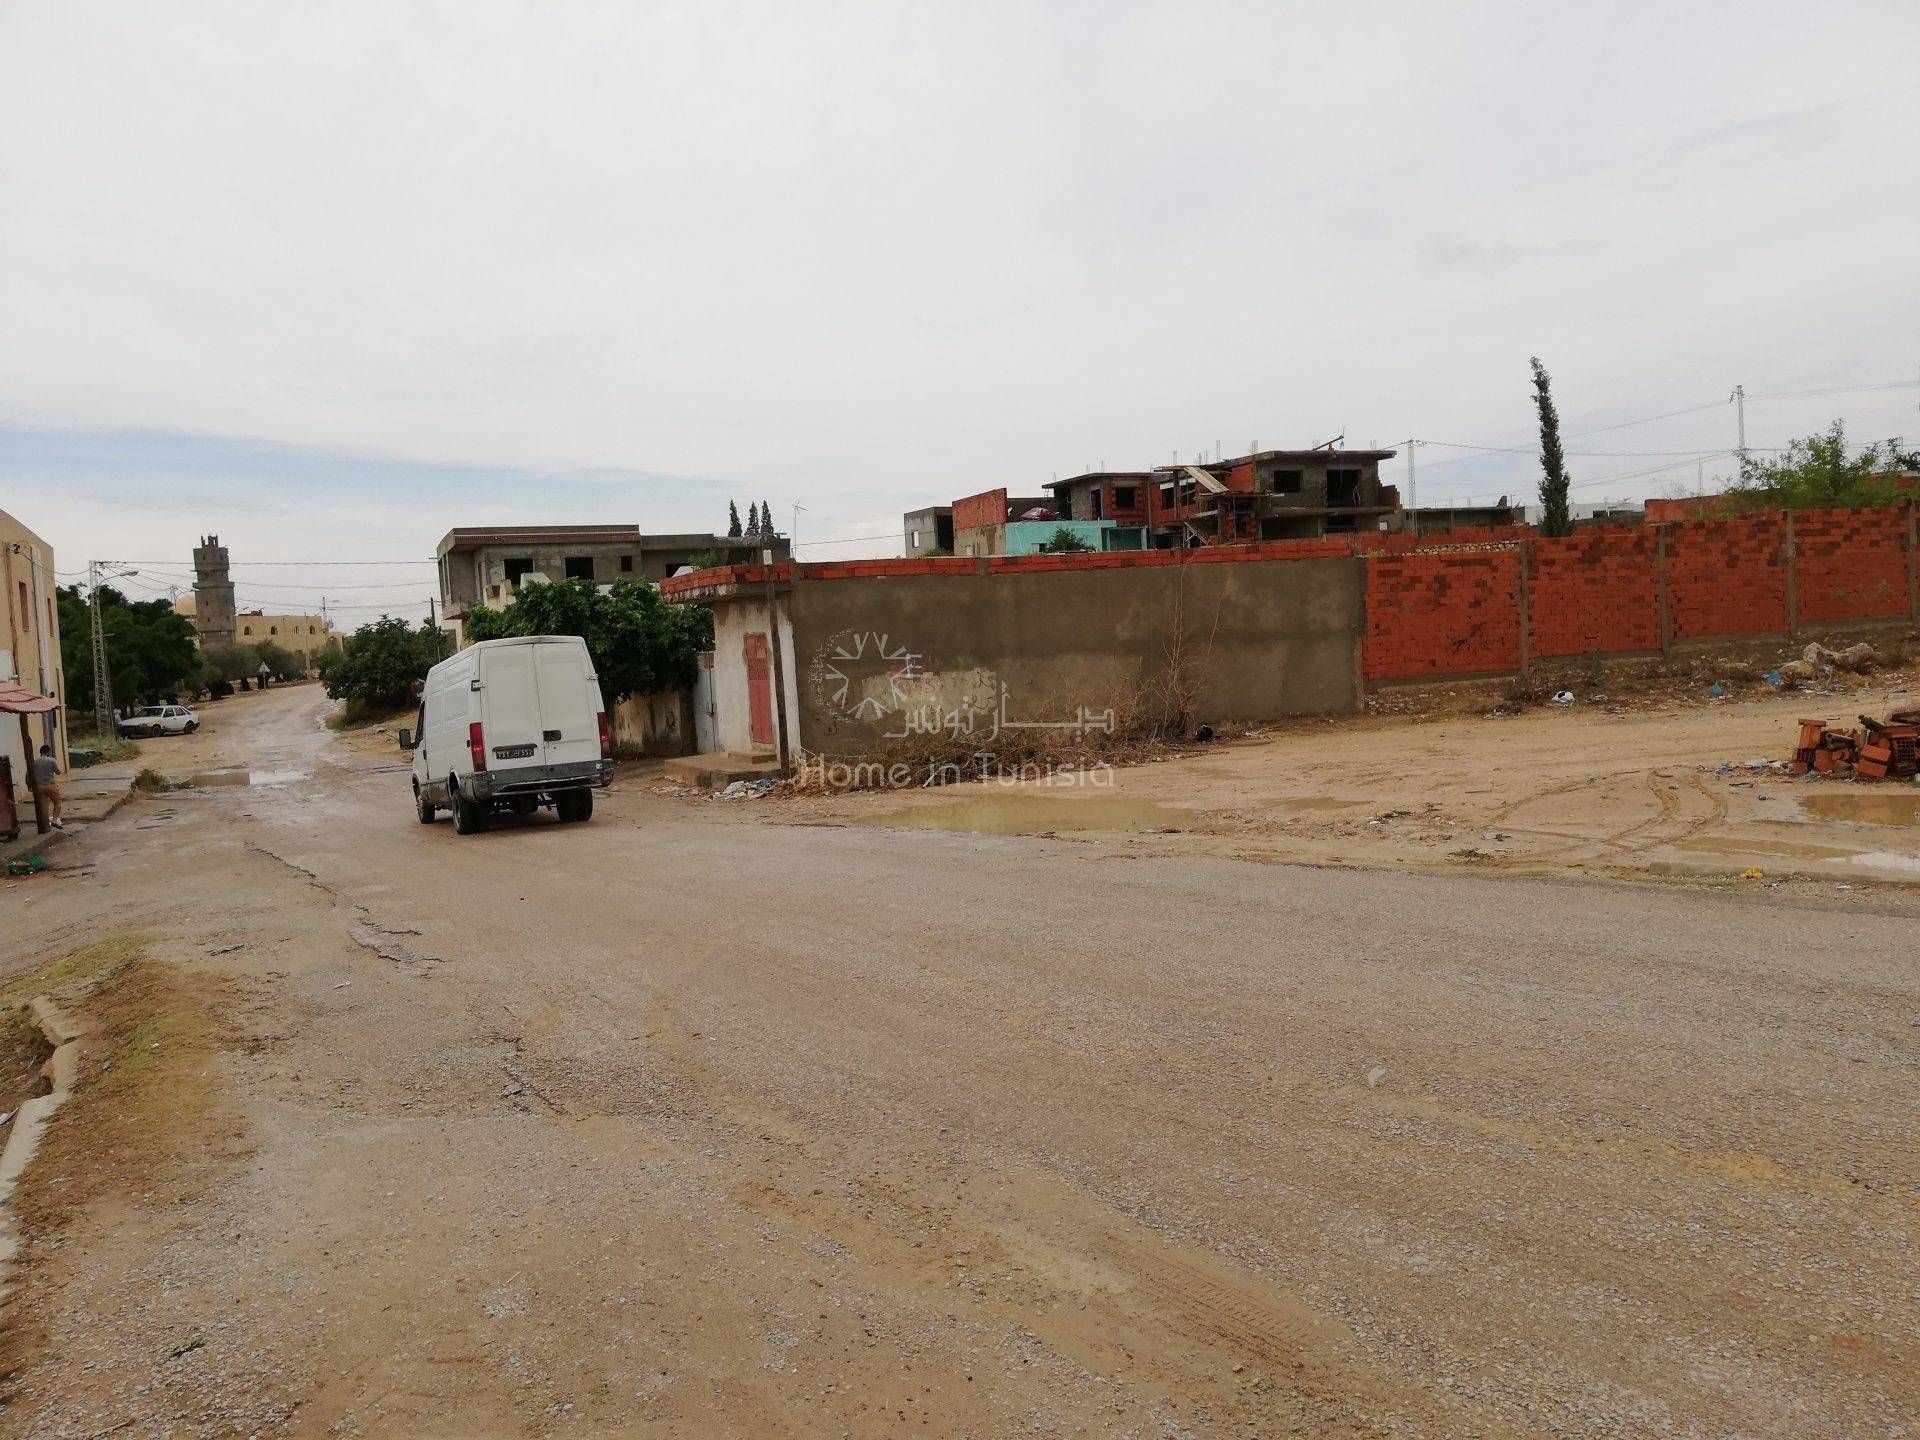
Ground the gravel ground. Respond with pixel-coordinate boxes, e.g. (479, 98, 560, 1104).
(0, 684, 1914, 1439)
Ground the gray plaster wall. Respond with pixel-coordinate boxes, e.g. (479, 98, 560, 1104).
(783, 557, 1363, 756)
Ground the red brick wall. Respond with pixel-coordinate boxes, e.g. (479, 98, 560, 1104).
(1364, 549, 1522, 681)
(1528, 529, 1662, 658)
(662, 506, 1914, 687)
(1667, 515, 1788, 640)
(951, 488, 1006, 533)
(1795, 506, 1910, 622)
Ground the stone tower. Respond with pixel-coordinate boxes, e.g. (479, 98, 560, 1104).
(192, 535, 236, 649)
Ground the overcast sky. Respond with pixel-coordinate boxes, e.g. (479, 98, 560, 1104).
(4, 1, 1917, 622)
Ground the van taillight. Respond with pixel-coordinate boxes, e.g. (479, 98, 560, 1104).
(597, 712, 612, 760)
(468, 722, 487, 771)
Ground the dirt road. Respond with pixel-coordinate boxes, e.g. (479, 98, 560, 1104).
(2, 684, 1914, 1438)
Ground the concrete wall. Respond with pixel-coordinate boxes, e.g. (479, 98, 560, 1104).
(710, 594, 802, 755)
(608, 689, 696, 757)
(782, 556, 1363, 756)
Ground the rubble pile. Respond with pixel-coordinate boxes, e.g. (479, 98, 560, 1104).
(1790, 709, 1919, 780)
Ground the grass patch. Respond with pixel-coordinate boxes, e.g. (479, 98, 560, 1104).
(131, 767, 168, 793)
(325, 701, 411, 732)
(0, 934, 152, 1008)
(65, 729, 139, 767)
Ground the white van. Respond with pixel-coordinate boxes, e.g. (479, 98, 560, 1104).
(402, 636, 612, 834)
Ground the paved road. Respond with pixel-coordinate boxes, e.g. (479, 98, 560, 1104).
(2, 684, 1914, 1439)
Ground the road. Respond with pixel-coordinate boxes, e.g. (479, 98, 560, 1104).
(1, 684, 1914, 1439)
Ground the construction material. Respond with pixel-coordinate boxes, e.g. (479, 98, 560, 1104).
(1789, 712, 1919, 780)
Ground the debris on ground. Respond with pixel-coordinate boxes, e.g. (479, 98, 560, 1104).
(1551, 690, 1575, 705)
(714, 778, 778, 800)
(1789, 712, 1919, 780)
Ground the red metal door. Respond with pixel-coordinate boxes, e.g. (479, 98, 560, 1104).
(743, 632, 774, 748)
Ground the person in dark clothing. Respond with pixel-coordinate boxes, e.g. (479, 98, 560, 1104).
(31, 744, 62, 829)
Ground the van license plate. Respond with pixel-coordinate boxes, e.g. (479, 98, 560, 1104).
(493, 744, 536, 759)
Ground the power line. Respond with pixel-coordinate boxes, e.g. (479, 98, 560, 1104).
(131, 566, 437, 593)
(110, 557, 437, 567)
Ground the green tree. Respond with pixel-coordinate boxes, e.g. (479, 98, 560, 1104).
(465, 577, 712, 704)
(1037, 527, 1094, 553)
(317, 616, 442, 716)
(251, 639, 299, 680)
(201, 644, 256, 685)
(1531, 356, 1573, 537)
(57, 584, 201, 712)
(727, 500, 742, 537)
(1724, 420, 1919, 511)
(760, 500, 776, 536)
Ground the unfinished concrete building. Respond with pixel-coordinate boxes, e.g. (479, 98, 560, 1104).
(436, 525, 789, 648)
(1147, 449, 1400, 546)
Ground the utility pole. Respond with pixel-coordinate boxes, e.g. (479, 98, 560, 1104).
(1406, 439, 1418, 513)
(1731, 384, 1748, 470)
(89, 561, 113, 737)
(762, 546, 791, 774)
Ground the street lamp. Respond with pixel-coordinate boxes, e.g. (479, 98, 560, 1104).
(87, 562, 139, 736)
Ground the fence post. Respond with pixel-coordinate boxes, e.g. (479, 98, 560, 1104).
(1909, 499, 1918, 621)
(1783, 509, 1798, 637)
(1515, 537, 1532, 676)
(1655, 525, 1671, 655)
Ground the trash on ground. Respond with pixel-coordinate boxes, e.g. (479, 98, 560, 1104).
(714, 778, 778, 800)
(1551, 690, 1575, 705)
(1737, 866, 1766, 881)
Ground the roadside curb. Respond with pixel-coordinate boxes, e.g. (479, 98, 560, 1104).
(1, 780, 136, 871)
(0, 996, 85, 1303)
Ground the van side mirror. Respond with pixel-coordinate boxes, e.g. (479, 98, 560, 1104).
(398, 728, 414, 750)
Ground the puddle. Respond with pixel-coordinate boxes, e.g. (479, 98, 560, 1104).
(1799, 792, 1920, 827)
(179, 767, 304, 789)
(186, 768, 249, 788)
(1674, 836, 1866, 862)
(858, 793, 1200, 836)
(1847, 851, 1920, 874)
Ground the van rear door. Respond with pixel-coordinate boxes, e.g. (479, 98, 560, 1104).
(533, 639, 602, 768)
(478, 643, 544, 768)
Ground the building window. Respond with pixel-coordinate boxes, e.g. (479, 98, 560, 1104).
(1270, 469, 1304, 494)
(619, 555, 633, 573)
(911, 529, 921, 548)
(243, 625, 252, 636)
(1328, 468, 1362, 507)
(564, 556, 594, 581)
(269, 625, 278, 635)
(1113, 485, 1136, 509)
(504, 557, 534, 585)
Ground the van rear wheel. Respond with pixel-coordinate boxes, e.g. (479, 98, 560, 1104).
(555, 789, 593, 824)
(452, 790, 488, 835)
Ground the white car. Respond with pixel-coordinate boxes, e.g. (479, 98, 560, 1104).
(117, 704, 200, 737)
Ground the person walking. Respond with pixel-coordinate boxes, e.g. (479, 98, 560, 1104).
(31, 743, 63, 829)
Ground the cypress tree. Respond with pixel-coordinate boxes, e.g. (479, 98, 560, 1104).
(727, 500, 742, 537)
(1531, 356, 1573, 538)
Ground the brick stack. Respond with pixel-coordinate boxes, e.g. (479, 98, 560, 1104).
(1791, 718, 1859, 776)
